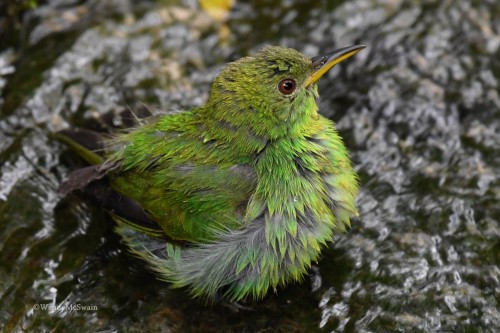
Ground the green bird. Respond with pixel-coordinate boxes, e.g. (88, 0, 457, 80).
(58, 45, 364, 301)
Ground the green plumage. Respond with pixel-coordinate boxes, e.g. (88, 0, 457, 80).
(58, 45, 362, 301)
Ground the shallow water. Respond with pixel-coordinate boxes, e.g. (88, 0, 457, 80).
(0, 0, 499, 332)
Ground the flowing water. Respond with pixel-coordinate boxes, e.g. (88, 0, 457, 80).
(0, 0, 499, 332)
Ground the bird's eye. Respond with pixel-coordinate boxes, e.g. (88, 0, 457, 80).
(278, 78, 296, 95)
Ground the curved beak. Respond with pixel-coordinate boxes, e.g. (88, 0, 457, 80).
(304, 45, 366, 87)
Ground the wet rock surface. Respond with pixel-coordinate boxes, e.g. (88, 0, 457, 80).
(0, 0, 499, 332)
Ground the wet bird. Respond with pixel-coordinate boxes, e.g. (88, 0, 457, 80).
(57, 45, 364, 301)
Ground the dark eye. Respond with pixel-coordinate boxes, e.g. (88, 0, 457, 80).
(278, 78, 296, 95)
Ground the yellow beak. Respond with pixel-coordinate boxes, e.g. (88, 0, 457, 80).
(305, 45, 366, 87)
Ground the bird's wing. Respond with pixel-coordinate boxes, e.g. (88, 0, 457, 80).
(57, 112, 259, 243)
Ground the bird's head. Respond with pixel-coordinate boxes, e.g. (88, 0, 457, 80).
(207, 45, 365, 139)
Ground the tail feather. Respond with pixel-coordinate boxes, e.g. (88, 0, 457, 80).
(56, 127, 121, 194)
(58, 164, 110, 194)
(56, 126, 166, 239)
(56, 128, 107, 165)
